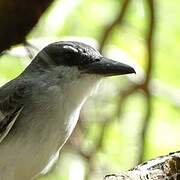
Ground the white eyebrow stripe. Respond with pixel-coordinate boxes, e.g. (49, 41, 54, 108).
(63, 45, 78, 53)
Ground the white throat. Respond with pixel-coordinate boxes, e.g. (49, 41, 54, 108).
(62, 75, 101, 137)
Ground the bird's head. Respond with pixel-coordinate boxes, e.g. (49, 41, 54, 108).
(34, 41, 135, 76)
(27, 41, 135, 99)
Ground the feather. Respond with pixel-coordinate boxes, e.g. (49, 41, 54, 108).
(0, 107, 23, 143)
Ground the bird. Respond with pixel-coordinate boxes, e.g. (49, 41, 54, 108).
(0, 41, 135, 180)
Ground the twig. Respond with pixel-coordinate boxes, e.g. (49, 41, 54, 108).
(137, 0, 156, 163)
(99, 0, 131, 53)
(23, 41, 39, 59)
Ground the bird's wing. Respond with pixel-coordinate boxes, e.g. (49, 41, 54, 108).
(0, 81, 27, 143)
(0, 107, 23, 143)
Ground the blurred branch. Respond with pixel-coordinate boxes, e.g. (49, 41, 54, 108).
(69, 118, 110, 180)
(23, 41, 39, 59)
(137, 0, 156, 163)
(116, 84, 139, 116)
(145, 0, 155, 85)
(99, 0, 131, 53)
(0, 0, 54, 53)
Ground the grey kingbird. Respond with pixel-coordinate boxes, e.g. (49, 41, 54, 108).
(0, 41, 135, 180)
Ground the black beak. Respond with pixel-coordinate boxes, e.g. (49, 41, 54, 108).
(82, 57, 136, 76)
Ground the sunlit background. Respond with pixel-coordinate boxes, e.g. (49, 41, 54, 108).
(0, 0, 180, 179)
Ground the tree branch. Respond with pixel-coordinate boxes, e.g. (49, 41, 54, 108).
(0, 0, 54, 53)
(104, 151, 180, 180)
(99, 0, 131, 53)
(137, 0, 156, 163)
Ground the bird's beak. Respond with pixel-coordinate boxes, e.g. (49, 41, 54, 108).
(82, 57, 136, 76)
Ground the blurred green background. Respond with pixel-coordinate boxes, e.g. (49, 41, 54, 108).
(0, 0, 180, 179)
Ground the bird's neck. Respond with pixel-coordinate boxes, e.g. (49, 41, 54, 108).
(59, 78, 101, 142)
(24, 56, 55, 75)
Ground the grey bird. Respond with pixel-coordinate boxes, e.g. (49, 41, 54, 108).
(0, 41, 135, 180)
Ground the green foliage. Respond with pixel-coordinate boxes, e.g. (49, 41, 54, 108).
(0, 55, 25, 84)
